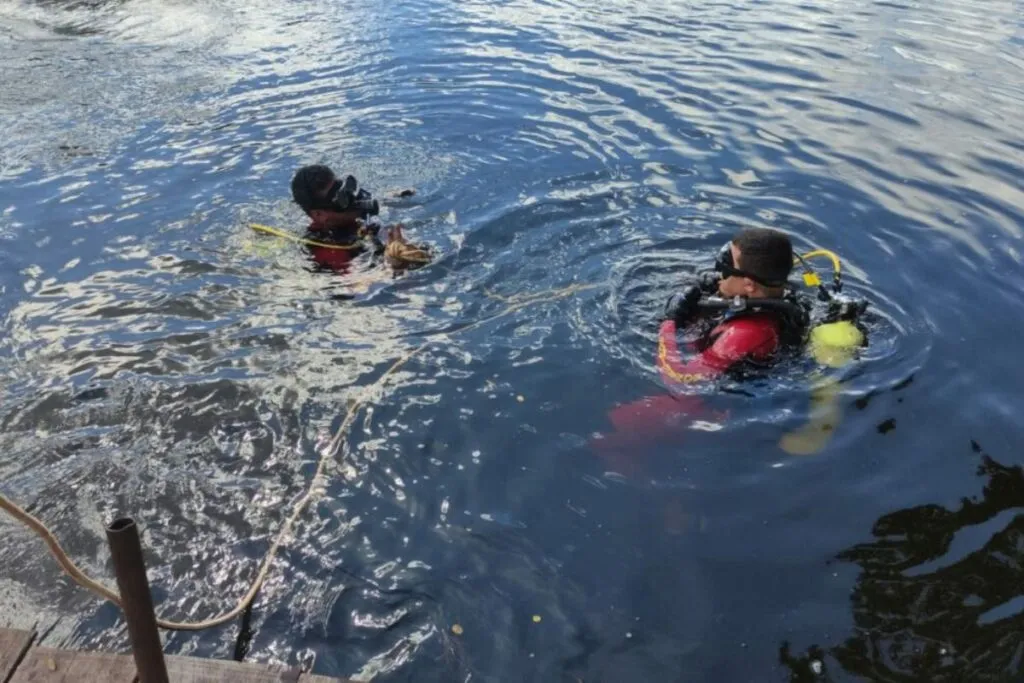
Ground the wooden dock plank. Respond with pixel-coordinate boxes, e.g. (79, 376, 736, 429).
(165, 656, 351, 683)
(167, 654, 289, 682)
(2, 632, 350, 683)
(0, 629, 35, 683)
(8, 647, 136, 683)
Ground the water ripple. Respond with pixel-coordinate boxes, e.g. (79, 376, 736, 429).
(2, 0, 1024, 679)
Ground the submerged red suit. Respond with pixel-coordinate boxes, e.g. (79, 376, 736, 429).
(593, 311, 782, 475)
(305, 224, 365, 272)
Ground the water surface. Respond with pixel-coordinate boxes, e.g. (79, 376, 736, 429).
(1, 0, 1023, 680)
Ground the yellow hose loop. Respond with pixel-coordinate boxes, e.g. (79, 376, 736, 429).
(798, 249, 842, 275)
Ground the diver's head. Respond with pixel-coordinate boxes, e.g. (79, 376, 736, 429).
(291, 164, 379, 230)
(291, 164, 357, 230)
(716, 228, 793, 299)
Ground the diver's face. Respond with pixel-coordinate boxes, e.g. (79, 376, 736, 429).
(307, 175, 362, 230)
(718, 243, 757, 298)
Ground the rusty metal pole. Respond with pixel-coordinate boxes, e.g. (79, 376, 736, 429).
(106, 517, 170, 683)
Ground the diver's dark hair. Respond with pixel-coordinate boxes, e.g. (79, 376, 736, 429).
(733, 228, 793, 286)
(291, 165, 335, 214)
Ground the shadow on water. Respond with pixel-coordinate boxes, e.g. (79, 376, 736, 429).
(781, 440, 1024, 682)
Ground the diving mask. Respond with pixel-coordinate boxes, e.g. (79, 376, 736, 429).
(323, 175, 380, 217)
(713, 242, 786, 288)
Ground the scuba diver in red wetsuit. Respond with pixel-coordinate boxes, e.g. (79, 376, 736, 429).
(594, 228, 807, 474)
(290, 164, 418, 273)
(658, 228, 803, 386)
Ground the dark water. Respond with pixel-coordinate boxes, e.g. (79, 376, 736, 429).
(1, 0, 1023, 680)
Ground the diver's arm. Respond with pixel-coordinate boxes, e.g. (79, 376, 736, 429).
(658, 284, 726, 384)
(657, 320, 727, 385)
(657, 319, 777, 386)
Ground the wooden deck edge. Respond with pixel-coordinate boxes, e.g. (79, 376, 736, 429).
(1, 628, 352, 683)
(0, 628, 35, 683)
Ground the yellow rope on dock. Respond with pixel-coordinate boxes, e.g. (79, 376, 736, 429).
(0, 281, 600, 631)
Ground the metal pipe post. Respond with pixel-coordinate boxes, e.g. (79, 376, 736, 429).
(106, 517, 170, 683)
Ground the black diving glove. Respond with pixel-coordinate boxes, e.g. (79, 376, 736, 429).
(360, 221, 385, 257)
(664, 285, 702, 325)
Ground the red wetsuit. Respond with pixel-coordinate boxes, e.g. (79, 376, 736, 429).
(656, 312, 780, 386)
(306, 225, 364, 272)
(593, 311, 781, 474)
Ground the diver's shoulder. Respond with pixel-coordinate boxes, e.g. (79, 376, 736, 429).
(721, 313, 781, 336)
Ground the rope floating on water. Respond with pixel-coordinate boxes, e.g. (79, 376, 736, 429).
(0, 281, 600, 631)
(249, 223, 363, 250)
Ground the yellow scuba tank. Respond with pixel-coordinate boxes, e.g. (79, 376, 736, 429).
(808, 320, 864, 368)
(779, 249, 867, 455)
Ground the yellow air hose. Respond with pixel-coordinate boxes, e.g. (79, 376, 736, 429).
(249, 223, 364, 250)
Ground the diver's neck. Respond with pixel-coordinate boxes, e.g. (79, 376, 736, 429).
(751, 287, 785, 300)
